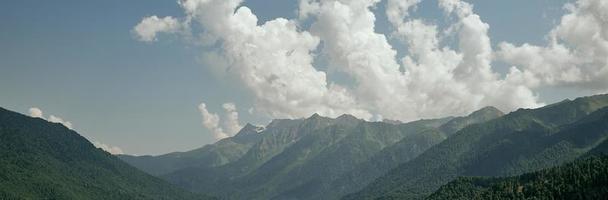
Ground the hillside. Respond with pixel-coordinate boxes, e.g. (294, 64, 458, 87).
(320, 107, 504, 199)
(0, 107, 211, 200)
(347, 94, 608, 200)
(121, 107, 501, 199)
(162, 114, 433, 199)
(427, 155, 608, 200)
(119, 123, 264, 176)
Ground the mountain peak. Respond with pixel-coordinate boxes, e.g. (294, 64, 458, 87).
(438, 106, 505, 136)
(235, 123, 264, 136)
(309, 113, 321, 119)
(232, 123, 264, 144)
(337, 113, 357, 120)
(470, 106, 504, 118)
(242, 123, 261, 131)
(305, 113, 333, 123)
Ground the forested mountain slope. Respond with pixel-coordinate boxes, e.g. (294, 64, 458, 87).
(428, 155, 608, 200)
(119, 123, 264, 176)
(348, 94, 608, 200)
(0, 107, 211, 200)
(321, 107, 504, 199)
(122, 107, 501, 199)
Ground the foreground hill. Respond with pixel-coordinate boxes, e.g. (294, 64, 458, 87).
(0, 107, 210, 200)
(348, 94, 608, 199)
(428, 155, 608, 200)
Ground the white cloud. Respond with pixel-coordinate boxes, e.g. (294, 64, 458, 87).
(28, 107, 43, 118)
(198, 102, 227, 140)
(497, 0, 608, 91)
(199, 102, 245, 141)
(93, 141, 124, 155)
(297, 0, 540, 120)
(28, 107, 74, 129)
(136, 0, 605, 122)
(133, 16, 182, 42)
(48, 115, 73, 130)
(222, 103, 242, 136)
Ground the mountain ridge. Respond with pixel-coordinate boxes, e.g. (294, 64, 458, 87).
(0, 107, 211, 200)
(347, 93, 608, 200)
(120, 106, 504, 199)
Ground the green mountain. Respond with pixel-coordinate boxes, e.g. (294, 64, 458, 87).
(163, 114, 412, 199)
(427, 155, 608, 200)
(125, 113, 450, 199)
(347, 94, 608, 200)
(121, 107, 501, 199)
(0, 107, 211, 200)
(119, 123, 264, 176)
(322, 106, 504, 199)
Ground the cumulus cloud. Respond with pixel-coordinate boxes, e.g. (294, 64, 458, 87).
(28, 107, 43, 118)
(497, 0, 608, 91)
(93, 141, 124, 155)
(198, 102, 227, 140)
(28, 107, 74, 129)
(198, 102, 244, 141)
(222, 103, 243, 136)
(137, 0, 605, 122)
(133, 16, 182, 42)
(48, 115, 73, 130)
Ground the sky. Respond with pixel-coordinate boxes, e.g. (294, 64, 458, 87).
(1, 0, 606, 155)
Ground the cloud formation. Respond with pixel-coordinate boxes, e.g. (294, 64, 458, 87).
(222, 103, 243, 136)
(497, 0, 608, 90)
(29, 107, 73, 129)
(137, 0, 607, 122)
(28, 107, 43, 118)
(133, 16, 181, 42)
(198, 102, 243, 141)
(93, 141, 124, 155)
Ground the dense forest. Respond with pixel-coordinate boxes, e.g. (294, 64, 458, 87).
(0, 107, 212, 200)
(120, 107, 502, 199)
(428, 155, 608, 200)
(347, 94, 608, 199)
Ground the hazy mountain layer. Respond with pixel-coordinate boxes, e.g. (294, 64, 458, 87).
(119, 123, 264, 176)
(122, 107, 502, 199)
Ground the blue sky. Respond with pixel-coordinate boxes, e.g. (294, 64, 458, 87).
(2, 0, 599, 155)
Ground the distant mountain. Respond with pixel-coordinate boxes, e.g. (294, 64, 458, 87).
(428, 155, 608, 200)
(347, 94, 608, 200)
(0, 107, 211, 200)
(321, 106, 504, 199)
(119, 123, 264, 176)
(121, 106, 501, 199)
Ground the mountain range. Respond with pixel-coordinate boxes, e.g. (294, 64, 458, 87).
(2, 93, 608, 200)
(347, 94, 608, 199)
(120, 106, 504, 199)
